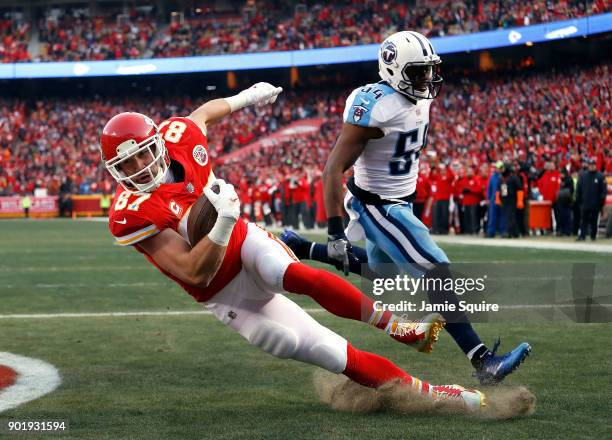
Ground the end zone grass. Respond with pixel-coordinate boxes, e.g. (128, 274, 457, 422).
(1, 220, 611, 439)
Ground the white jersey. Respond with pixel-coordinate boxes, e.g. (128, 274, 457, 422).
(343, 82, 431, 199)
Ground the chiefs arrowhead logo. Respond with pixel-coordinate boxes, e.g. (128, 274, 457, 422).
(0, 352, 61, 413)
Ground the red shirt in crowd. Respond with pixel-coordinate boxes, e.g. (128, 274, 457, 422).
(415, 174, 432, 203)
(291, 177, 309, 204)
(431, 167, 455, 201)
(537, 170, 561, 202)
(456, 175, 484, 206)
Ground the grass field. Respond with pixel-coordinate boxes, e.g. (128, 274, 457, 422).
(1, 219, 611, 439)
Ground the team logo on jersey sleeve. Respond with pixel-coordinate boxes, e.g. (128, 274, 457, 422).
(381, 42, 397, 64)
(352, 105, 369, 122)
(192, 145, 209, 166)
(169, 200, 183, 218)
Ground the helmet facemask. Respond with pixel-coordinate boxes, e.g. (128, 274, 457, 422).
(397, 62, 443, 100)
(105, 133, 169, 194)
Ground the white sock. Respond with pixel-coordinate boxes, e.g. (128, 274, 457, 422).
(466, 343, 485, 360)
(308, 242, 316, 259)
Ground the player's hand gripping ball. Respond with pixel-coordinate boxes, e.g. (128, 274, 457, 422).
(187, 179, 240, 245)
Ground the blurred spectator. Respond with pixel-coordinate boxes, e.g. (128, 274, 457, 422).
(58, 177, 73, 218)
(538, 161, 561, 232)
(571, 168, 582, 235)
(457, 166, 483, 234)
(486, 161, 506, 237)
(499, 163, 522, 238)
(414, 168, 432, 222)
(100, 193, 111, 217)
(431, 162, 454, 234)
(575, 158, 606, 241)
(21, 193, 31, 218)
(312, 171, 327, 228)
(556, 168, 574, 236)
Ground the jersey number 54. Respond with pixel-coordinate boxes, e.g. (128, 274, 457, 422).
(389, 124, 429, 176)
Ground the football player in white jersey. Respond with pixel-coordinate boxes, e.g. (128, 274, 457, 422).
(281, 31, 531, 385)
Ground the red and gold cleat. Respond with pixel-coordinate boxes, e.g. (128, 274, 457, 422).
(432, 384, 486, 412)
(387, 312, 446, 353)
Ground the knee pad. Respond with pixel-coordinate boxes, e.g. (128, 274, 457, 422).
(247, 319, 299, 359)
(303, 338, 348, 374)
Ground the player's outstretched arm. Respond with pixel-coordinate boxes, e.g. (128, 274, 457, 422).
(188, 82, 283, 133)
(139, 179, 241, 288)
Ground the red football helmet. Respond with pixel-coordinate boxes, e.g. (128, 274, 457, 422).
(100, 112, 169, 193)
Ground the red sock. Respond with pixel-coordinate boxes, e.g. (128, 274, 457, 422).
(343, 344, 432, 393)
(283, 262, 393, 328)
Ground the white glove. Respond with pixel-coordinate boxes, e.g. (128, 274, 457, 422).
(203, 179, 241, 246)
(203, 179, 241, 221)
(225, 82, 283, 112)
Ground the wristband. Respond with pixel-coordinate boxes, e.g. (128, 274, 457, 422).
(224, 93, 248, 113)
(207, 216, 237, 246)
(327, 216, 345, 237)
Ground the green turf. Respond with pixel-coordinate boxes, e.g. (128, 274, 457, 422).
(1, 220, 611, 439)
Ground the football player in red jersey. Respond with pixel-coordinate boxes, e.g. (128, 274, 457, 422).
(99, 83, 485, 412)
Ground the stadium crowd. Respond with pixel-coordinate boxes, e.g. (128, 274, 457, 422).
(0, 18, 30, 62)
(0, 64, 610, 236)
(2, 0, 609, 61)
(152, 0, 609, 57)
(36, 6, 157, 61)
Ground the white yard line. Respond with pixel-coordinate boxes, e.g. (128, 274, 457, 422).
(265, 226, 612, 253)
(83, 220, 612, 253)
(3, 282, 169, 288)
(0, 266, 150, 273)
(0, 305, 609, 320)
(0, 309, 323, 319)
(432, 235, 612, 253)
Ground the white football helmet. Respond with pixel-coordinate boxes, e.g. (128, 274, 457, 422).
(378, 31, 443, 100)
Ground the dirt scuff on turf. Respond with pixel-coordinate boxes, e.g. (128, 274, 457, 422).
(313, 371, 535, 419)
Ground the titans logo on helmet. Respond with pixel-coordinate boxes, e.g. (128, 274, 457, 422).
(381, 42, 397, 65)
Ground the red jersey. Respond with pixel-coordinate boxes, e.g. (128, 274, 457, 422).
(537, 170, 561, 202)
(108, 116, 248, 302)
(456, 176, 483, 206)
(292, 178, 309, 204)
(431, 168, 454, 201)
(414, 174, 432, 203)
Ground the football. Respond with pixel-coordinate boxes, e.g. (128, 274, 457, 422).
(186, 184, 219, 245)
